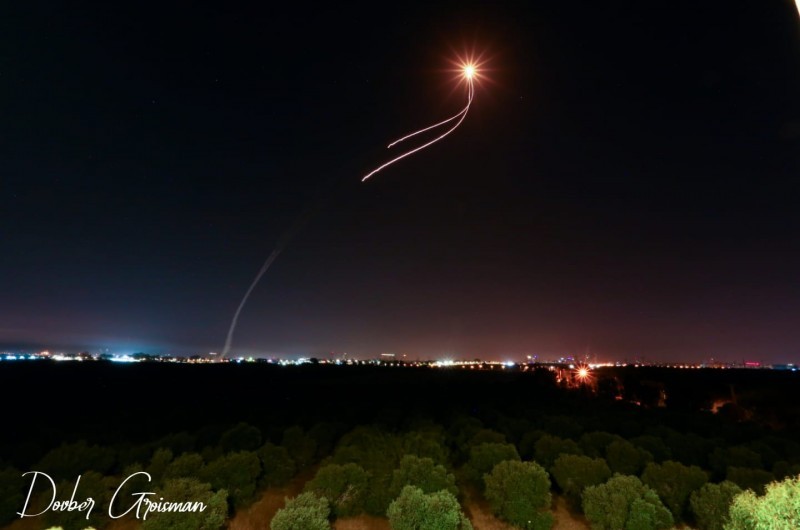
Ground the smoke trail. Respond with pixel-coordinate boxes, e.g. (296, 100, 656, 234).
(220, 209, 310, 358)
(221, 244, 282, 358)
(219, 169, 354, 358)
(221, 249, 280, 358)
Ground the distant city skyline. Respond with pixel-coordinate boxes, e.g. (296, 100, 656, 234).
(3, 347, 795, 368)
(0, 339, 791, 366)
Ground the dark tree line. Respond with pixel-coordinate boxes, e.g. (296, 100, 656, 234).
(1, 363, 799, 529)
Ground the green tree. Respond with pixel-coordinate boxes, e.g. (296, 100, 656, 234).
(386, 485, 472, 530)
(518, 430, 548, 460)
(641, 461, 708, 521)
(760, 437, 800, 465)
(154, 431, 196, 455)
(464, 442, 520, 490)
(709, 447, 763, 477)
(541, 415, 583, 439)
(163, 452, 205, 480)
(333, 426, 410, 516)
(282, 426, 317, 470)
(220, 422, 262, 452)
(773, 461, 800, 481)
(200, 451, 261, 510)
(35, 441, 116, 480)
(606, 440, 653, 476)
(630, 436, 671, 463)
(579, 432, 624, 459)
(690, 481, 742, 530)
(626, 495, 675, 530)
(467, 429, 507, 449)
(666, 433, 714, 468)
(582, 475, 673, 530)
(307, 422, 347, 460)
(725, 467, 774, 496)
(257, 442, 296, 488)
(270, 492, 331, 530)
(389, 455, 457, 499)
(117, 443, 153, 469)
(403, 430, 450, 465)
(448, 416, 484, 461)
(534, 435, 583, 470)
(304, 463, 369, 517)
(745, 441, 780, 470)
(497, 416, 532, 445)
(725, 474, 800, 529)
(0, 467, 24, 526)
(146, 448, 174, 484)
(141, 478, 228, 530)
(551, 455, 612, 510)
(332, 426, 403, 473)
(484, 460, 554, 530)
(46, 471, 114, 530)
(331, 427, 404, 515)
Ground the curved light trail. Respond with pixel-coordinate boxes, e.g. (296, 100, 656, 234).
(222, 62, 481, 357)
(362, 65, 477, 181)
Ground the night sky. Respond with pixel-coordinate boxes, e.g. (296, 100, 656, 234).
(3, 1, 799, 362)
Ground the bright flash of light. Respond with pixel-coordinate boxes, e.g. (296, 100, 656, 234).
(362, 60, 478, 182)
(574, 365, 592, 383)
(464, 64, 476, 79)
(796, 0, 800, 17)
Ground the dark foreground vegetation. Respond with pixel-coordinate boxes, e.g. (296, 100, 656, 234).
(1, 362, 798, 529)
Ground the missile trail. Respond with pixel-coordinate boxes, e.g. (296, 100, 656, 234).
(221, 209, 310, 358)
(387, 100, 470, 148)
(222, 62, 480, 357)
(362, 65, 476, 181)
(221, 249, 281, 358)
(220, 178, 349, 358)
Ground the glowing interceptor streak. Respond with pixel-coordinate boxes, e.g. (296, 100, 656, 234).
(221, 61, 482, 357)
(362, 64, 477, 181)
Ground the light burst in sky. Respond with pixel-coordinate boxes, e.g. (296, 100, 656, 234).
(362, 57, 485, 182)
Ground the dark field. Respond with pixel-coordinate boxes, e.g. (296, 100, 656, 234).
(1, 362, 799, 529)
(2, 362, 799, 467)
